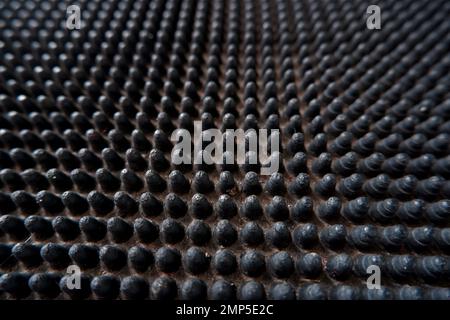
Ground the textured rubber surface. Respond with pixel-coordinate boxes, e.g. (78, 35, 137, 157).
(0, 0, 450, 300)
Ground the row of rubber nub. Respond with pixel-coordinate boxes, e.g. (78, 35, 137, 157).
(1, 102, 450, 145)
(0, 99, 450, 161)
(1, 143, 449, 182)
(4, 240, 449, 277)
(1, 189, 449, 228)
(0, 109, 449, 161)
(1, 102, 448, 181)
(1, 272, 449, 300)
(0, 132, 450, 176)
(0, 151, 449, 195)
(1, 214, 450, 253)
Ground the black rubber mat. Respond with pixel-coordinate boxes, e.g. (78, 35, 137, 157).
(0, 0, 450, 300)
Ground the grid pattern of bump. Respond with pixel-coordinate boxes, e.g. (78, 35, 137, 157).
(0, 0, 450, 300)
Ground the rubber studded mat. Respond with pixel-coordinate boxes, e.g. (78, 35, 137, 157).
(0, 0, 450, 300)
